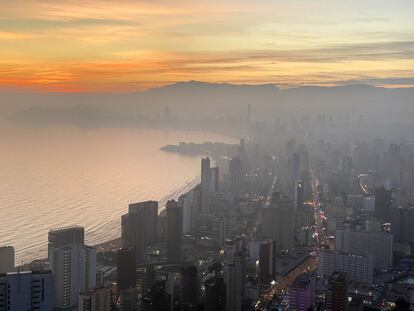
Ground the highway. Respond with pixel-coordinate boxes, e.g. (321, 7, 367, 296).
(311, 172, 324, 247)
(255, 173, 324, 310)
(256, 255, 318, 310)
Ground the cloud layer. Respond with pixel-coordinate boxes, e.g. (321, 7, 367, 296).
(0, 0, 413, 92)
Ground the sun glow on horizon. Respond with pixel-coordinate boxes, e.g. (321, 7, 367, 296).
(0, 0, 414, 92)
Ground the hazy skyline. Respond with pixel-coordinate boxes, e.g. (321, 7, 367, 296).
(1, 0, 414, 92)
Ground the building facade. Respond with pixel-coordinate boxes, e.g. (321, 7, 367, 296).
(0, 270, 53, 311)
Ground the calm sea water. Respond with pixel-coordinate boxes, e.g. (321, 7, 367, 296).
(0, 125, 235, 263)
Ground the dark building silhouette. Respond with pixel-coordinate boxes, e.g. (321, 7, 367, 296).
(121, 201, 158, 263)
(142, 280, 171, 311)
(259, 240, 277, 284)
(225, 258, 244, 311)
(391, 206, 414, 244)
(374, 186, 392, 222)
(201, 158, 211, 213)
(294, 179, 304, 210)
(204, 277, 226, 311)
(290, 153, 301, 184)
(166, 200, 183, 263)
(326, 272, 348, 311)
(180, 265, 199, 308)
(229, 157, 242, 194)
(117, 247, 136, 295)
(261, 193, 295, 251)
(210, 166, 219, 192)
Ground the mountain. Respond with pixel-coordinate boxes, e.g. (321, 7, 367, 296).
(2, 81, 414, 126)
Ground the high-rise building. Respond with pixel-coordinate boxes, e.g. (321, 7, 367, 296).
(288, 273, 315, 311)
(335, 229, 393, 269)
(326, 272, 348, 311)
(319, 250, 373, 284)
(225, 258, 243, 311)
(179, 191, 194, 235)
(201, 157, 211, 213)
(342, 156, 353, 175)
(121, 201, 158, 263)
(0, 270, 54, 311)
(211, 218, 226, 247)
(210, 166, 220, 192)
(180, 265, 199, 308)
(239, 137, 246, 155)
(205, 277, 226, 311)
(117, 247, 136, 295)
(290, 153, 301, 184)
(259, 240, 277, 284)
(0, 246, 14, 273)
(374, 186, 392, 222)
(166, 200, 183, 263)
(229, 157, 242, 194)
(294, 179, 304, 210)
(79, 286, 112, 311)
(261, 198, 295, 252)
(391, 206, 414, 244)
(50, 244, 97, 310)
(48, 225, 84, 259)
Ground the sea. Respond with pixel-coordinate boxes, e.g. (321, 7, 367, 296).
(0, 125, 235, 263)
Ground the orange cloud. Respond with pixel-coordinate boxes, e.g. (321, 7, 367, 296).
(0, 1, 413, 91)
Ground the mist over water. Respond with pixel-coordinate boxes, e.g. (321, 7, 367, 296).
(0, 125, 235, 263)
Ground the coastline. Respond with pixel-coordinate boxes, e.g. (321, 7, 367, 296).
(94, 175, 201, 253)
(4, 126, 237, 264)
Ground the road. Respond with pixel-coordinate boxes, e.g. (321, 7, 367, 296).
(311, 172, 325, 247)
(256, 255, 318, 310)
(264, 176, 278, 207)
(256, 173, 322, 310)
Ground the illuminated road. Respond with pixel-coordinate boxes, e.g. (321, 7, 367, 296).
(257, 256, 318, 310)
(358, 174, 370, 195)
(311, 172, 324, 247)
(265, 176, 278, 207)
(256, 173, 322, 310)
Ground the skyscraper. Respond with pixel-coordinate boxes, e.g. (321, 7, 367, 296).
(291, 153, 301, 184)
(210, 166, 219, 192)
(229, 157, 242, 194)
(289, 273, 315, 311)
(225, 258, 243, 311)
(0, 246, 14, 273)
(326, 272, 348, 311)
(50, 244, 97, 310)
(374, 186, 392, 222)
(261, 194, 295, 252)
(204, 277, 226, 311)
(201, 157, 211, 214)
(391, 206, 414, 244)
(117, 247, 136, 295)
(0, 270, 54, 311)
(166, 200, 183, 263)
(121, 201, 158, 263)
(259, 240, 277, 284)
(179, 191, 194, 235)
(180, 265, 199, 308)
(48, 225, 84, 259)
(294, 179, 304, 210)
(211, 218, 226, 247)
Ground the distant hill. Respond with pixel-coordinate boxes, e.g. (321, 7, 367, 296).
(2, 81, 414, 125)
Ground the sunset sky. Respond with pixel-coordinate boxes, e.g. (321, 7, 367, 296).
(1, 0, 413, 92)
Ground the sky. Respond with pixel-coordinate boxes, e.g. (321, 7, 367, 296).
(0, 0, 413, 92)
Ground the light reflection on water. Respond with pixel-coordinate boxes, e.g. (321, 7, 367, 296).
(0, 125, 235, 263)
